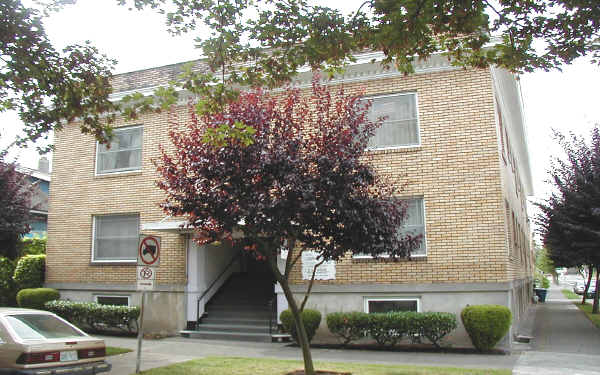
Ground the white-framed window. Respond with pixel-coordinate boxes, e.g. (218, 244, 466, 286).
(96, 125, 143, 175)
(400, 198, 426, 257)
(364, 297, 420, 313)
(95, 295, 130, 306)
(353, 197, 427, 258)
(367, 92, 419, 149)
(92, 214, 139, 262)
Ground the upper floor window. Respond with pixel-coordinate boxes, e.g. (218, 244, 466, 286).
(367, 93, 419, 149)
(96, 126, 143, 175)
(354, 198, 427, 258)
(92, 214, 139, 262)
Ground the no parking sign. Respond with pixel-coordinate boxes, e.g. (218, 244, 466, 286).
(138, 235, 161, 266)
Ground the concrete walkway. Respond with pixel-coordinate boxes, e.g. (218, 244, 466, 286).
(102, 335, 517, 374)
(513, 284, 600, 375)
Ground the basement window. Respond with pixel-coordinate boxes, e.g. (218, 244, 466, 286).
(95, 295, 130, 306)
(364, 297, 420, 313)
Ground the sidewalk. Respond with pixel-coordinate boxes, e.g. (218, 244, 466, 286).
(102, 284, 600, 375)
(102, 335, 517, 375)
(513, 284, 600, 375)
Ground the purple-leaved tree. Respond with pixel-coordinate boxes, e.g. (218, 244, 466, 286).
(155, 80, 421, 375)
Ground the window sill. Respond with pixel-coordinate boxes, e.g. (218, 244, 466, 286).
(95, 170, 143, 179)
(366, 145, 422, 155)
(90, 260, 137, 266)
(352, 255, 427, 263)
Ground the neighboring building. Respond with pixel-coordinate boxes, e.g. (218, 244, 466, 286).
(46, 52, 534, 347)
(18, 157, 51, 238)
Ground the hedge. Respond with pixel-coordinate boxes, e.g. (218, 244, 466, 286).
(326, 311, 457, 348)
(280, 309, 322, 344)
(16, 288, 60, 310)
(461, 305, 512, 351)
(45, 300, 141, 334)
(412, 312, 457, 348)
(0, 257, 16, 306)
(13, 254, 45, 290)
(326, 311, 370, 345)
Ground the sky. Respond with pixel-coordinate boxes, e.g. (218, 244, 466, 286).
(2, 0, 600, 221)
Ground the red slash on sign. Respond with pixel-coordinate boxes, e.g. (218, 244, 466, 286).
(138, 235, 161, 266)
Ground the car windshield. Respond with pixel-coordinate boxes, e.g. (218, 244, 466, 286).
(5, 314, 84, 340)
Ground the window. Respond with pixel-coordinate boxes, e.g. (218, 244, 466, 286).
(365, 298, 420, 313)
(367, 93, 419, 149)
(5, 314, 84, 340)
(354, 198, 427, 258)
(96, 126, 143, 175)
(92, 214, 139, 262)
(401, 198, 426, 256)
(95, 295, 130, 306)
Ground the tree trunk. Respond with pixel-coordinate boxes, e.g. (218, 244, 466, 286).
(593, 266, 599, 314)
(265, 248, 315, 375)
(582, 265, 593, 305)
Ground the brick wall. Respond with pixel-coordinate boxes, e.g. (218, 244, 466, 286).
(48, 63, 531, 288)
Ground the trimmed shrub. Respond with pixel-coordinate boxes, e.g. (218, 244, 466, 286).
(16, 288, 59, 310)
(13, 254, 45, 290)
(367, 312, 409, 347)
(45, 300, 141, 334)
(280, 309, 322, 344)
(0, 257, 16, 306)
(412, 312, 457, 348)
(326, 311, 369, 345)
(461, 305, 512, 351)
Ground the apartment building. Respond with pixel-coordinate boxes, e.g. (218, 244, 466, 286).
(46, 52, 533, 347)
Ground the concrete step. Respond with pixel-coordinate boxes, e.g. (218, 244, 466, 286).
(180, 330, 272, 342)
(195, 323, 269, 334)
(204, 309, 271, 319)
(206, 303, 271, 311)
(200, 317, 270, 326)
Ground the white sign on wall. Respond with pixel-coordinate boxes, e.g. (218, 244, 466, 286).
(301, 251, 336, 280)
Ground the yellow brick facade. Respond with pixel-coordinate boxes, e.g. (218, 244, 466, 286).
(47, 65, 532, 288)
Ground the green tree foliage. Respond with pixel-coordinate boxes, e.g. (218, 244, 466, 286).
(117, 0, 600, 115)
(0, 155, 32, 259)
(19, 237, 47, 257)
(536, 127, 600, 313)
(1, 0, 118, 149)
(0, 257, 16, 306)
(6, 1, 600, 144)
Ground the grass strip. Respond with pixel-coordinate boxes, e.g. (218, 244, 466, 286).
(561, 289, 600, 329)
(106, 346, 133, 356)
(139, 356, 510, 375)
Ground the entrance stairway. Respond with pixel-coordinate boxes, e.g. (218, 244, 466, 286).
(181, 273, 276, 342)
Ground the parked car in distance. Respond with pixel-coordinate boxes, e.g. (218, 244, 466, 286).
(0, 308, 111, 375)
(585, 284, 597, 299)
(574, 281, 586, 295)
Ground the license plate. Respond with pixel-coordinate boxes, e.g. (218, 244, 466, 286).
(60, 350, 78, 362)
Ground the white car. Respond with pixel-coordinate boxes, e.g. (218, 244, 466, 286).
(0, 308, 111, 375)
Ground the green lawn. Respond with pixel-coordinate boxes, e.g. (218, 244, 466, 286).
(106, 346, 133, 356)
(561, 289, 600, 329)
(139, 357, 510, 375)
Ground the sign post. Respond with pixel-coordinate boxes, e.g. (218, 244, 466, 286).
(135, 235, 161, 374)
(135, 291, 145, 374)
